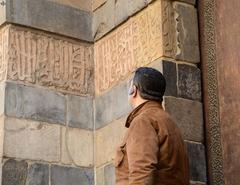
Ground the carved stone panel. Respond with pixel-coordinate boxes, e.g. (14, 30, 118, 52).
(0, 25, 93, 95)
(0, 26, 8, 82)
(94, 0, 174, 95)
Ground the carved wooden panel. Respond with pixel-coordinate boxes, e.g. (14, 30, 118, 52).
(94, 0, 174, 95)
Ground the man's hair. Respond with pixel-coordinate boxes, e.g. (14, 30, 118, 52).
(132, 67, 166, 102)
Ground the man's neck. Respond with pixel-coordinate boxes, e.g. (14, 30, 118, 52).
(133, 99, 148, 109)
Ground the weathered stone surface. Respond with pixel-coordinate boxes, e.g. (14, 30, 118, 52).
(67, 95, 94, 130)
(95, 82, 131, 129)
(174, 2, 200, 63)
(0, 83, 5, 116)
(190, 181, 206, 185)
(0, 1, 6, 25)
(114, 0, 148, 26)
(61, 127, 94, 167)
(95, 117, 127, 166)
(0, 26, 8, 83)
(178, 64, 202, 101)
(51, 165, 94, 185)
(49, 0, 92, 11)
(5, 0, 93, 41)
(2, 159, 28, 185)
(94, 0, 174, 94)
(177, 0, 196, 5)
(93, 0, 107, 11)
(0, 116, 4, 159)
(96, 164, 116, 185)
(130, 0, 148, 14)
(4, 117, 61, 162)
(93, 0, 115, 40)
(186, 142, 207, 182)
(114, 0, 131, 25)
(163, 60, 177, 96)
(104, 164, 115, 185)
(96, 166, 104, 185)
(164, 97, 204, 142)
(0, 25, 93, 95)
(5, 83, 66, 125)
(27, 163, 49, 185)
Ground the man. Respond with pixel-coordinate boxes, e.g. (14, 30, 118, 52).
(115, 67, 190, 185)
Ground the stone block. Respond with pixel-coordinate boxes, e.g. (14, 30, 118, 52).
(104, 164, 115, 185)
(114, 0, 148, 26)
(95, 82, 131, 129)
(114, 0, 131, 26)
(96, 167, 104, 185)
(51, 165, 94, 185)
(93, 0, 107, 11)
(173, 2, 200, 63)
(164, 97, 204, 142)
(130, 0, 148, 14)
(95, 117, 127, 166)
(61, 127, 94, 167)
(190, 181, 206, 185)
(67, 95, 94, 130)
(4, 117, 61, 162)
(186, 142, 207, 182)
(178, 64, 202, 101)
(2, 159, 28, 185)
(49, 0, 92, 11)
(0, 116, 4, 159)
(0, 1, 6, 25)
(163, 61, 177, 96)
(1, 25, 93, 96)
(93, 0, 115, 40)
(0, 26, 8, 83)
(177, 0, 196, 5)
(5, 83, 66, 125)
(27, 163, 49, 185)
(94, 0, 173, 94)
(0, 83, 5, 116)
(6, 0, 93, 41)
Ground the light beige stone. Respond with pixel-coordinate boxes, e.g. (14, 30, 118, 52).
(95, 117, 127, 167)
(49, 0, 92, 11)
(95, 166, 104, 185)
(0, 116, 4, 160)
(94, 0, 175, 95)
(0, 1, 6, 25)
(0, 83, 5, 116)
(190, 181, 206, 185)
(4, 117, 61, 162)
(61, 127, 94, 167)
(0, 25, 93, 96)
(0, 26, 8, 83)
(92, 0, 107, 11)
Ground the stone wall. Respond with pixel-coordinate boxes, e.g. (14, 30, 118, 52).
(0, 0, 207, 184)
(0, 24, 95, 185)
(94, 1, 206, 185)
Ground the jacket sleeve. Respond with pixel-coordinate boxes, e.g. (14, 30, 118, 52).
(126, 116, 159, 185)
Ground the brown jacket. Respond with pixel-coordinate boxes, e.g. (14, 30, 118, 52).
(115, 101, 190, 185)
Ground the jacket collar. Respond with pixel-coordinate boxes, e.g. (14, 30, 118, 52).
(125, 100, 163, 128)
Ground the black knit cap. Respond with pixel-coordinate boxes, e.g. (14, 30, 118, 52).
(133, 67, 166, 102)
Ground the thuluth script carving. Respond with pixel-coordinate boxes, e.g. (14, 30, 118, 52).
(0, 26, 93, 95)
(94, 0, 174, 95)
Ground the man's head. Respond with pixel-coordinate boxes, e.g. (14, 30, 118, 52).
(128, 67, 166, 108)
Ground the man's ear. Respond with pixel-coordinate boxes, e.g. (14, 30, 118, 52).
(132, 85, 138, 97)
